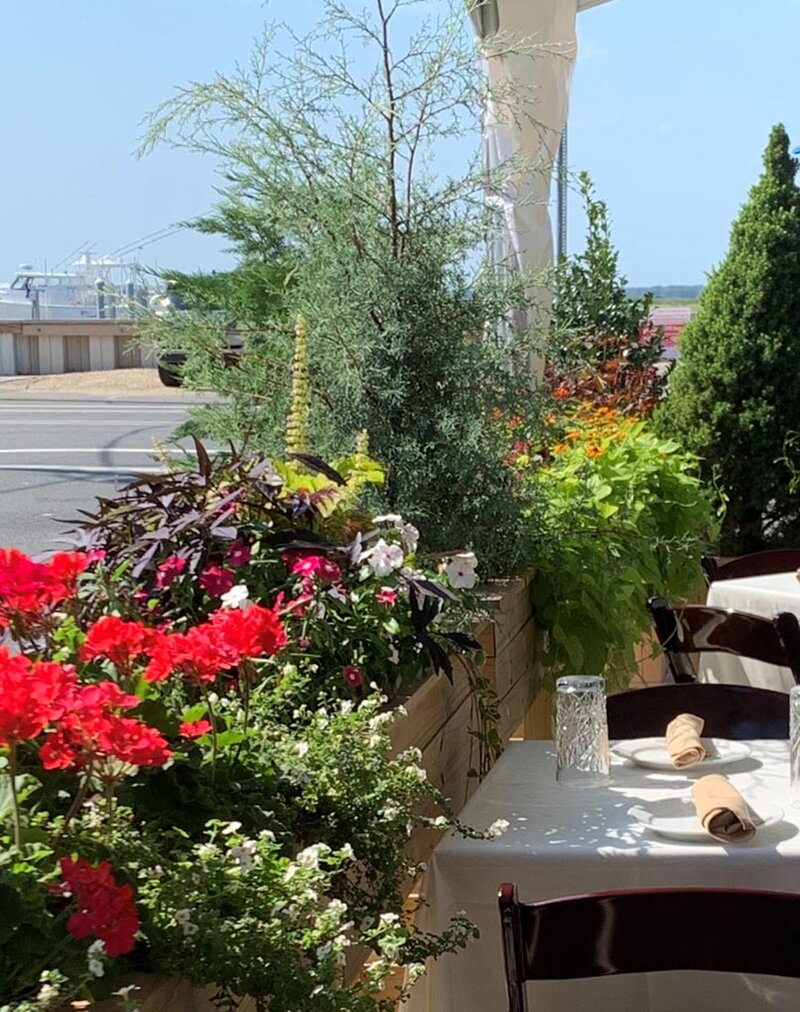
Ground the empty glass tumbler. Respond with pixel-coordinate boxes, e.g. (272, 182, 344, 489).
(555, 675, 611, 785)
(790, 686, 800, 802)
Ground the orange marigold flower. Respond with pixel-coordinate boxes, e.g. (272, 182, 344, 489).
(585, 445, 605, 459)
(553, 385, 570, 400)
(551, 443, 568, 455)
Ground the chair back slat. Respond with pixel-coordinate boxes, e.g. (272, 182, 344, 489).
(499, 885, 800, 1010)
(702, 549, 800, 585)
(606, 682, 789, 739)
(647, 597, 800, 685)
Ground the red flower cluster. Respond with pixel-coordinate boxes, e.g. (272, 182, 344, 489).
(0, 549, 87, 629)
(80, 615, 159, 675)
(58, 857, 139, 956)
(210, 604, 288, 660)
(199, 565, 235, 598)
(179, 718, 212, 739)
(145, 604, 286, 683)
(0, 649, 76, 746)
(39, 681, 171, 774)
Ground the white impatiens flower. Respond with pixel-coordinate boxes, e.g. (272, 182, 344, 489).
(365, 538, 405, 577)
(445, 551, 478, 590)
(221, 821, 242, 835)
(486, 818, 510, 838)
(374, 513, 420, 553)
(220, 583, 251, 610)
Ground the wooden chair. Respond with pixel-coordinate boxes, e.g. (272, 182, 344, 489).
(499, 883, 800, 1012)
(607, 682, 789, 739)
(702, 548, 800, 585)
(646, 596, 800, 685)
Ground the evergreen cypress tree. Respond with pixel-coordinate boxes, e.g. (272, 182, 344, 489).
(658, 124, 800, 551)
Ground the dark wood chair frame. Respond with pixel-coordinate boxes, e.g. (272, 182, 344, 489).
(607, 681, 789, 739)
(646, 596, 800, 685)
(702, 548, 800, 585)
(499, 883, 800, 1012)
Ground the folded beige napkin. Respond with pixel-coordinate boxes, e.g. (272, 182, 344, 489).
(666, 713, 706, 769)
(691, 774, 757, 843)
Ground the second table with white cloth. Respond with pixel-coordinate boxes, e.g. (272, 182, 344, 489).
(406, 739, 800, 1012)
(702, 571, 800, 690)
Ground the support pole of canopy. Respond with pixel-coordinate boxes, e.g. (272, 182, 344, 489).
(469, 0, 611, 376)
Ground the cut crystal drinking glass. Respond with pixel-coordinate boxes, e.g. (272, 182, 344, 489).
(555, 675, 610, 785)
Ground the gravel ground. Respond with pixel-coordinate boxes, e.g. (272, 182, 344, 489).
(0, 368, 197, 396)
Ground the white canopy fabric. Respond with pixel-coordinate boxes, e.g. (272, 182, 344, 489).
(469, 0, 612, 361)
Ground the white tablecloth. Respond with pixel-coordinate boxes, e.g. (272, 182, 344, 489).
(407, 740, 800, 1012)
(702, 572, 800, 691)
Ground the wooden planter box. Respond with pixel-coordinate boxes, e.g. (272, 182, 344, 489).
(62, 575, 541, 1011)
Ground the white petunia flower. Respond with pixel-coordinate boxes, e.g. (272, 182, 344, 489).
(220, 583, 251, 610)
(445, 551, 478, 590)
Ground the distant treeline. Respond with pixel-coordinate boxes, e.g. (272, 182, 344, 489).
(626, 285, 703, 300)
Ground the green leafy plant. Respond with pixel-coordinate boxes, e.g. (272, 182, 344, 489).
(520, 409, 718, 692)
(658, 124, 800, 551)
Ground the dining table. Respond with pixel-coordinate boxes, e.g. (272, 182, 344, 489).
(702, 571, 800, 691)
(405, 738, 800, 1012)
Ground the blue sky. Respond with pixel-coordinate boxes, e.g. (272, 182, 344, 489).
(1, 1, 798, 288)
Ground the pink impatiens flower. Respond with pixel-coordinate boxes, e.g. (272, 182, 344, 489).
(226, 541, 252, 569)
(342, 665, 363, 689)
(199, 565, 236, 598)
(376, 587, 397, 606)
(156, 555, 186, 590)
(288, 554, 342, 583)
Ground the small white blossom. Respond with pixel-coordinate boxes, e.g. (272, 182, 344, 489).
(430, 815, 449, 828)
(174, 909, 192, 925)
(486, 818, 510, 838)
(296, 843, 330, 869)
(230, 839, 258, 872)
(112, 985, 141, 999)
(182, 922, 199, 936)
(379, 912, 400, 926)
(220, 583, 250, 610)
(222, 821, 242, 835)
(327, 585, 348, 604)
(445, 551, 478, 590)
(388, 645, 400, 665)
(87, 939, 105, 978)
(339, 842, 355, 861)
(296, 741, 309, 758)
(363, 538, 405, 577)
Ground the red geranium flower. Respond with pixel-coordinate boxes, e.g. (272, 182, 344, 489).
(80, 616, 158, 675)
(179, 719, 213, 739)
(0, 650, 77, 747)
(143, 625, 238, 684)
(39, 681, 171, 774)
(58, 857, 139, 956)
(0, 549, 87, 629)
(209, 604, 287, 660)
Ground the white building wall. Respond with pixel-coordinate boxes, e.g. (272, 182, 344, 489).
(89, 335, 117, 371)
(38, 335, 65, 374)
(0, 333, 15, 375)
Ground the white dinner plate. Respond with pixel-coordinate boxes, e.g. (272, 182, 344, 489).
(612, 737, 751, 771)
(628, 799, 783, 842)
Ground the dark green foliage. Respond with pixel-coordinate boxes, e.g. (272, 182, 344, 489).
(657, 125, 800, 550)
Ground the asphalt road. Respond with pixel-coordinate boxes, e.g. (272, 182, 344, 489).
(0, 394, 201, 555)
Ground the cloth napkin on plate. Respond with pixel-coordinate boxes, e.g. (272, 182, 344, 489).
(691, 774, 757, 843)
(666, 713, 706, 769)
